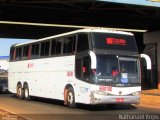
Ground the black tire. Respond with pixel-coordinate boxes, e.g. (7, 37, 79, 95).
(67, 87, 76, 108)
(17, 85, 24, 99)
(0, 87, 2, 94)
(24, 85, 30, 100)
(107, 104, 116, 109)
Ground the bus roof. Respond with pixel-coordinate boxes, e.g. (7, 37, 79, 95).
(14, 28, 134, 47)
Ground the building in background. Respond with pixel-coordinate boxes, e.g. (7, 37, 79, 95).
(0, 56, 9, 70)
(0, 38, 30, 78)
(0, 56, 9, 93)
(0, 56, 9, 77)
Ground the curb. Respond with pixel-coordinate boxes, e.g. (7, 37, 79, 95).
(134, 93, 160, 109)
(135, 104, 160, 109)
(141, 93, 160, 96)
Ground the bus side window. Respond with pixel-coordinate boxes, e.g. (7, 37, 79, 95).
(16, 47, 22, 60)
(40, 41, 50, 57)
(10, 47, 15, 61)
(31, 43, 39, 59)
(77, 34, 89, 52)
(63, 36, 76, 54)
(22, 45, 29, 60)
(51, 39, 56, 55)
(55, 38, 62, 55)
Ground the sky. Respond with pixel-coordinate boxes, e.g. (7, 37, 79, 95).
(0, 38, 31, 56)
(98, 0, 160, 7)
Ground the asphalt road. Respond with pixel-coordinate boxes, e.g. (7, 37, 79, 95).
(0, 94, 160, 120)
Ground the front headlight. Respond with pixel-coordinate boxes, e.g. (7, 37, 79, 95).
(94, 90, 108, 95)
(132, 92, 140, 96)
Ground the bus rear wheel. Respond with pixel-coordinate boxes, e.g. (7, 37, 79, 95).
(67, 87, 76, 108)
(17, 85, 24, 99)
(24, 85, 30, 100)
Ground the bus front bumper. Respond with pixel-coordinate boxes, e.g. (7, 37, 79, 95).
(90, 93, 140, 105)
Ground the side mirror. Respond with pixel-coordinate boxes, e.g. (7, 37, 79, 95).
(140, 54, 151, 70)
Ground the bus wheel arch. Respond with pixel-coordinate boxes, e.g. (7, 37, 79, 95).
(16, 82, 24, 99)
(64, 84, 76, 108)
(23, 82, 30, 100)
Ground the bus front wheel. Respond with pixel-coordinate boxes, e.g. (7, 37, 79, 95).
(67, 87, 76, 108)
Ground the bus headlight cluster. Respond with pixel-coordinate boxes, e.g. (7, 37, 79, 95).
(132, 92, 140, 96)
(94, 90, 108, 95)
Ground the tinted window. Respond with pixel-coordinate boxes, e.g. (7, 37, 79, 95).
(75, 56, 91, 79)
(82, 56, 91, 78)
(10, 47, 15, 61)
(16, 47, 22, 60)
(40, 41, 50, 56)
(77, 34, 89, 52)
(31, 43, 39, 59)
(119, 57, 138, 74)
(75, 59, 81, 78)
(92, 33, 138, 52)
(96, 55, 119, 76)
(51, 40, 56, 55)
(22, 45, 29, 59)
(63, 36, 76, 54)
(51, 38, 62, 55)
(55, 39, 62, 55)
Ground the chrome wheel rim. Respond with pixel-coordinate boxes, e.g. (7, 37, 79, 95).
(68, 92, 73, 104)
(25, 88, 29, 98)
(18, 87, 21, 96)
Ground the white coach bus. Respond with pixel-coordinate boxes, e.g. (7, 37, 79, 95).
(8, 29, 141, 108)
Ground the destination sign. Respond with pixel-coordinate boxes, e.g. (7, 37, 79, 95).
(106, 38, 126, 46)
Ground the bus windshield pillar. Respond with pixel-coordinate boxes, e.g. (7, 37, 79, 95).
(89, 51, 96, 69)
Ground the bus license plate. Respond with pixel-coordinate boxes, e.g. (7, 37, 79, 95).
(116, 98, 124, 103)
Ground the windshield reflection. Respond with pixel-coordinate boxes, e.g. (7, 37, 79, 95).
(93, 55, 140, 85)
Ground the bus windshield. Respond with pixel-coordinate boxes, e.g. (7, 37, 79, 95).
(94, 55, 140, 85)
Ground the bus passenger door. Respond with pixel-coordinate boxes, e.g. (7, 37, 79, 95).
(75, 55, 92, 104)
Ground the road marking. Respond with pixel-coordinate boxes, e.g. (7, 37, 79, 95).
(0, 107, 32, 120)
